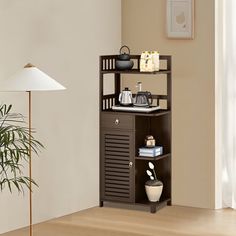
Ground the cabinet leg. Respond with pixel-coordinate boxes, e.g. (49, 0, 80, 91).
(99, 201, 104, 207)
(167, 199, 172, 206)
(150, 203, 156, 213)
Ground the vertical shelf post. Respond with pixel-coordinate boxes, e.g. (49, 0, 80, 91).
(167, 56, 172, 110)
(115, 73, 121, 105)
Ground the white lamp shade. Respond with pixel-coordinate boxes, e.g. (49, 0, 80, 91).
(0, 64, 66, 91)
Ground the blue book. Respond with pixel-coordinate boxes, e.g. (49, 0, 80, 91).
(139, 151, 162, 157)
(139, 146, 163, 154)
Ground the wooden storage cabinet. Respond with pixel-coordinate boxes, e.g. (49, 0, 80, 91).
(99, 55, 172, 213)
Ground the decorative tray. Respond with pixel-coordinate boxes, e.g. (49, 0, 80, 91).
(111, 105, 161, 113)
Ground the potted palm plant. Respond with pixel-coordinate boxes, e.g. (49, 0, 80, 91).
(0, 104, 43, 193)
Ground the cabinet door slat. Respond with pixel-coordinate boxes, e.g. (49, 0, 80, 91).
(105, 143, 129, 148)
(105, 139, 130, 144)
(105, 153, 130, 159)
(105, 179, 130, 185)
(105, 191, 129, 198)
(105, 163, 129, 169)
(105, 171, 129, 177)
(105, 187, 129, 193)
(105, 176, 129, 181)
(105, 159, 128, 165)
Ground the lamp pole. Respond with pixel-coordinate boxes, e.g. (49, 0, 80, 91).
(28, 90, 32, 236)
(25, 63, 34, 236)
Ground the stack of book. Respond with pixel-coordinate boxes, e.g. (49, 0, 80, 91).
(139, 146, 163, 157)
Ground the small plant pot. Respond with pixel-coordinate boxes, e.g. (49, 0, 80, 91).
(145, 180, 163, 202)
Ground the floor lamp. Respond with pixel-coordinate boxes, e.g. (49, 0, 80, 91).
(1, 63, 66, 236)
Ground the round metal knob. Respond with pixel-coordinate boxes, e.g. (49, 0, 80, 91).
(115, 119, 120, 125)
(129, 162, 133, 167)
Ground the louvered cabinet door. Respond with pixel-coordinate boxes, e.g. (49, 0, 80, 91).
(100, 130, 135, 203)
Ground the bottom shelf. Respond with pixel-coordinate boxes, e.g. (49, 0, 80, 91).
(136, 198, 171, 213)
(100, 198, 171, 213)
(136, 198, 171, 206)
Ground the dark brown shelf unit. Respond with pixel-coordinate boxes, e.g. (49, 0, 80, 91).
(99, 54, 172, 213)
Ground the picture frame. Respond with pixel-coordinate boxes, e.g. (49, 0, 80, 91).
(166, 0, 194, 39)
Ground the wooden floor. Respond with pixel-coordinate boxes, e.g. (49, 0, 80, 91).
(2, 206, 236, 236)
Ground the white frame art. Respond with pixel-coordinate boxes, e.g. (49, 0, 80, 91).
(166, 0, 194, 39)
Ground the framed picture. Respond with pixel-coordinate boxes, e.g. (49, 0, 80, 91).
(166, 0, 194, 39)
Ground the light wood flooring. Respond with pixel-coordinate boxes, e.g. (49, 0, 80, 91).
(2, 206, 236, 236)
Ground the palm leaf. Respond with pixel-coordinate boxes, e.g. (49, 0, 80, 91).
(0, 104, 44, 193)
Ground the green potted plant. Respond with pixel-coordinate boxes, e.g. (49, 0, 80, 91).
(0, 104, 43, 193)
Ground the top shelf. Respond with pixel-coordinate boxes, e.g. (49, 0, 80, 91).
(100, 54, 171, 60)
(101, 69, 171, 75)
(100, 54, 171, 74)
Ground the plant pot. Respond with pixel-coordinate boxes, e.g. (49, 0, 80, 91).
(145, 180, 163, 202)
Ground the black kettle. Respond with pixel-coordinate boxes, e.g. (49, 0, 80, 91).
(133, 91, 153, 107)
(115, 46, 134, 70)
(133, 82, 153, 107)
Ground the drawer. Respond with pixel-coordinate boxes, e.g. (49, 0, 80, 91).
(101, 113, 134, 130)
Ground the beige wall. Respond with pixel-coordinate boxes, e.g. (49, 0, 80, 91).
(122, 0, 215, 208)
(0, 0, 121, 233)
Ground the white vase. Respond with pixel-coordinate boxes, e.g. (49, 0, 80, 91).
(145, 180, 163, 202)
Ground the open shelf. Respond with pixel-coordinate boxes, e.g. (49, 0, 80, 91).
(102, 197, 170, 213)
(136, 197, 171, 206)
(101, 109, 170, 117)
(135, 198, 171, 213)
(101, 69, 171, 74)
(135, 153, 171, 161)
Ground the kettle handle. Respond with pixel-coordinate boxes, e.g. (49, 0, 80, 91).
(129, 93, 133, 103)
(120, 45, 130, 55)
(119, 93, 122, 102)
(147, 92, 153, 105)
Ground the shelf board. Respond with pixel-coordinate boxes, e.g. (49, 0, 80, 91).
(101, 109, 170, 117)
(102, 198, 171, 212)
(101, 69, 171, 75)
(135, 198, 171, 206)
(135, 153, 171, 161)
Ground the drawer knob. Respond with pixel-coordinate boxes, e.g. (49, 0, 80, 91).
(115, 118, 120, 125)
(129, 162, 133, 167)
